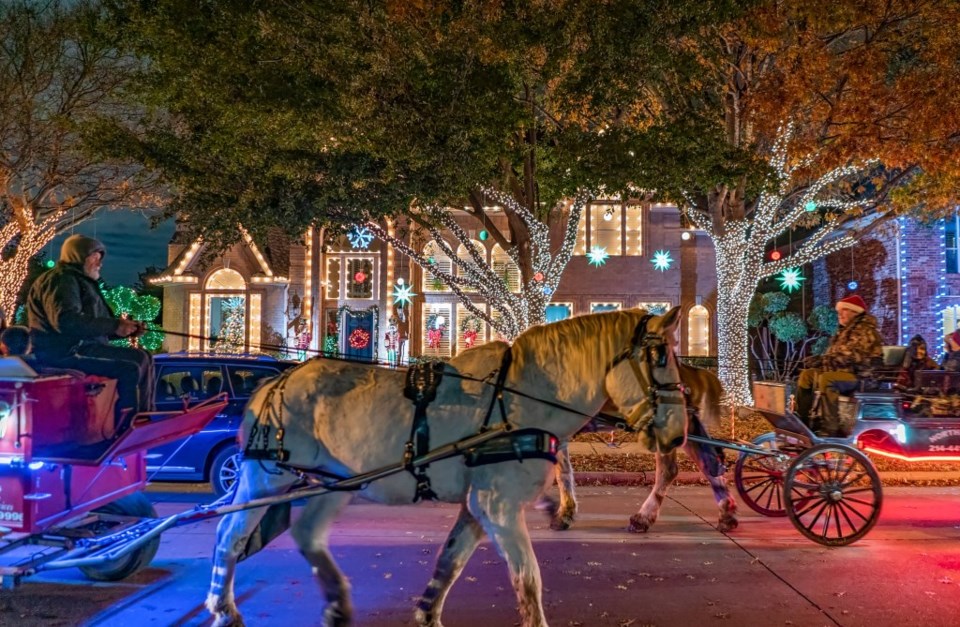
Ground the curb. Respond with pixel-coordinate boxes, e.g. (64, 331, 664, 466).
(571, 470, 960, 487)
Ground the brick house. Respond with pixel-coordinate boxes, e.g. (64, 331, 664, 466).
(813, 217, 959, 357)
(154, 202, 720, 361)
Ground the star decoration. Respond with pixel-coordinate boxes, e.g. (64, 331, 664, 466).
(347, 225, 375, 249)
(587, 246, 609, 267)
(392, 283, 416, 306)
(778, 267, 805, 293)
(651, 249, 673, 271)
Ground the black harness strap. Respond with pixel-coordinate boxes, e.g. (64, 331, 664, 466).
(402, 361, 446, 502)
(482, 348, 514, 430)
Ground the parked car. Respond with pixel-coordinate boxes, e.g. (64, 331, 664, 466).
(146, 353, 299, 495)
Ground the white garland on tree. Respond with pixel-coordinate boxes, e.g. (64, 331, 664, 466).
(368, 187, 592, 340)
(0, 204, 66, 324)
(686, 124, 879, 405)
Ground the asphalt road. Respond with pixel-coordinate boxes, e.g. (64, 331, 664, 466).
(5, 484, 960, 627)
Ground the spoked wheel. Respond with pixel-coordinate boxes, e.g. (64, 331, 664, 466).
(735, 432, 792, 517)
(784, 444, 882, 546)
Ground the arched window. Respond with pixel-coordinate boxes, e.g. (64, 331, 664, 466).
(422, 241, 453, 292)
(456, 240, 486, 292)
(688, 305, 710, 356)
(205, 268, 245, 290)
(491, 244, 520, 293)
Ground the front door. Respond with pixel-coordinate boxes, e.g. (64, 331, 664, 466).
(342, 307, 376, 360)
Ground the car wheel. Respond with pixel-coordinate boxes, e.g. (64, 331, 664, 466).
(210, 445, 241, 497)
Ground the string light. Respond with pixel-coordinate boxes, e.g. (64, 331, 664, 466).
(0, 206, 65, 323)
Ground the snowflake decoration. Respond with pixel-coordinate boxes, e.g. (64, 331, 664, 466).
(651, 250, 673, 271)
(778, 267, 806, 293)
(587, 246, 609, 267)
(393, 283, 416, 306)
(347, 225, 375, 249)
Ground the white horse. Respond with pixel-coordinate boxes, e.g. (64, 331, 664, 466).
(205, 308, 687, 627)
(547, 363, 738, 533)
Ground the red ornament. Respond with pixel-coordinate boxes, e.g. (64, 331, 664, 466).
(534, 272, 544, 282)
(427, 328, 444, 349)
(354, 271, 367, 283)
(348, 328, 371, 349)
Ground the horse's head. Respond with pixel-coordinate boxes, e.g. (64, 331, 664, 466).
(604, 306, 687, 454)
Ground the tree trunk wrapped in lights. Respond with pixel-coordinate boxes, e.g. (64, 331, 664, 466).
(687, 126, 877, 405)
(369, 187, 592, 341)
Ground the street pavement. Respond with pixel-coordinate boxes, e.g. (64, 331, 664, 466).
(6, 484, 960, 627)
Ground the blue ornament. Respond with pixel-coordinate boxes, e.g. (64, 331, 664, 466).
(479, 230, 489, 241)
(848, 280, 859, 290)
(542, 286, 553, 295)
(804, 201, 817, 212)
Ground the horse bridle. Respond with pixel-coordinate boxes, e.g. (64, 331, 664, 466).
(607, 314, 687, 432)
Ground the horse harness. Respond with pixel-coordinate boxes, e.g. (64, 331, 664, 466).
(401, 348, 558, 502)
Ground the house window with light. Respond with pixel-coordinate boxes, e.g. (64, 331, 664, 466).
(491, 244, 520, 293)
(423, 303, 452, 357)
(687, 305, 710, 356)
(422, 241, 453, 292)
(590, 302, 621, 314)
(576, 202, 644, 257)
(545, 303, 573, 323)
(456, 241, 486, 292)
(946, 215, 960, 274)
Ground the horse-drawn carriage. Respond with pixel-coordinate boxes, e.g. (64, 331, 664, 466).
(0, 356, 227, 586)
(730, 345, 960, 546)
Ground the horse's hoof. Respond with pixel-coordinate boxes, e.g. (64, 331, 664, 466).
(212, 614, 245, 627)
(628, 514, 652, 533)
(718, 517, 739, 532)
(550, 514, 573, 531)
(414, 607, 443, 627)
(323, 603, 352, 627)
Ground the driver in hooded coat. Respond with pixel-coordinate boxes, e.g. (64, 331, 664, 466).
(27, 234, 155, 425)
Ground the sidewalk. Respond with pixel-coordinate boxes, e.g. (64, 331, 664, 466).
(566, 441, 960, 486)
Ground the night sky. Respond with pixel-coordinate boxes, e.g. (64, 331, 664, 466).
(48, 209, 175, 288)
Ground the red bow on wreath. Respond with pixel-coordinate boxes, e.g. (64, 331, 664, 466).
(462, 329, 478, 348)
(427, 328, 444, 349)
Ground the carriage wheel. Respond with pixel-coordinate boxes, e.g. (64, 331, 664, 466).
(734, 432, 791, 517)
(79, 492, 161, 581)
(784, 444, 882, 547)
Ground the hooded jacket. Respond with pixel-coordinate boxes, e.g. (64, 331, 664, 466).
(821, 312, 883, 374)
(26, 235, 120, 359)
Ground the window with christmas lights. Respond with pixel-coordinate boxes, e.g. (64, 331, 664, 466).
(325, 258, 340, 299)
(590, 204, 622, 256)
(687, 305, 710, 357)
(422, 303, 452, 357)
(946, 214, 959, 274)
(422, 241, 453, 292)
(590, 302, 621, 314)
(491, 244, 520, 292)
(545, 303, 573, 323)
(456, 304, 486, 353)
(345, 257, 375, 299)
(638, 301, 672, 315)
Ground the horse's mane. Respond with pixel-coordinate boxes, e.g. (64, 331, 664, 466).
(511, 310, 647, 394)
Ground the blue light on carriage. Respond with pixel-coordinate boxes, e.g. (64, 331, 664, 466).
(894, 424, 907, 445)
(28, 461, 44, 470)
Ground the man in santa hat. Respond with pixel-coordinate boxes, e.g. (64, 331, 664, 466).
(795, 295, 883, 436)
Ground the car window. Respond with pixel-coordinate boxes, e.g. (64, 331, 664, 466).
(226, 366, 280, 398)
(156, 366, 226, 403)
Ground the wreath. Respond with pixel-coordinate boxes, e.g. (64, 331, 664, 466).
(349, 328, 371, 350)
(460, 314, 482, 349)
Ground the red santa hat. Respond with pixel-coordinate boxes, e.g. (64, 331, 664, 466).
(835, 294, 867, 314)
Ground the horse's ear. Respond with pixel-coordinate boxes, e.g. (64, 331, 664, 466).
(661, 306, 682, 332)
